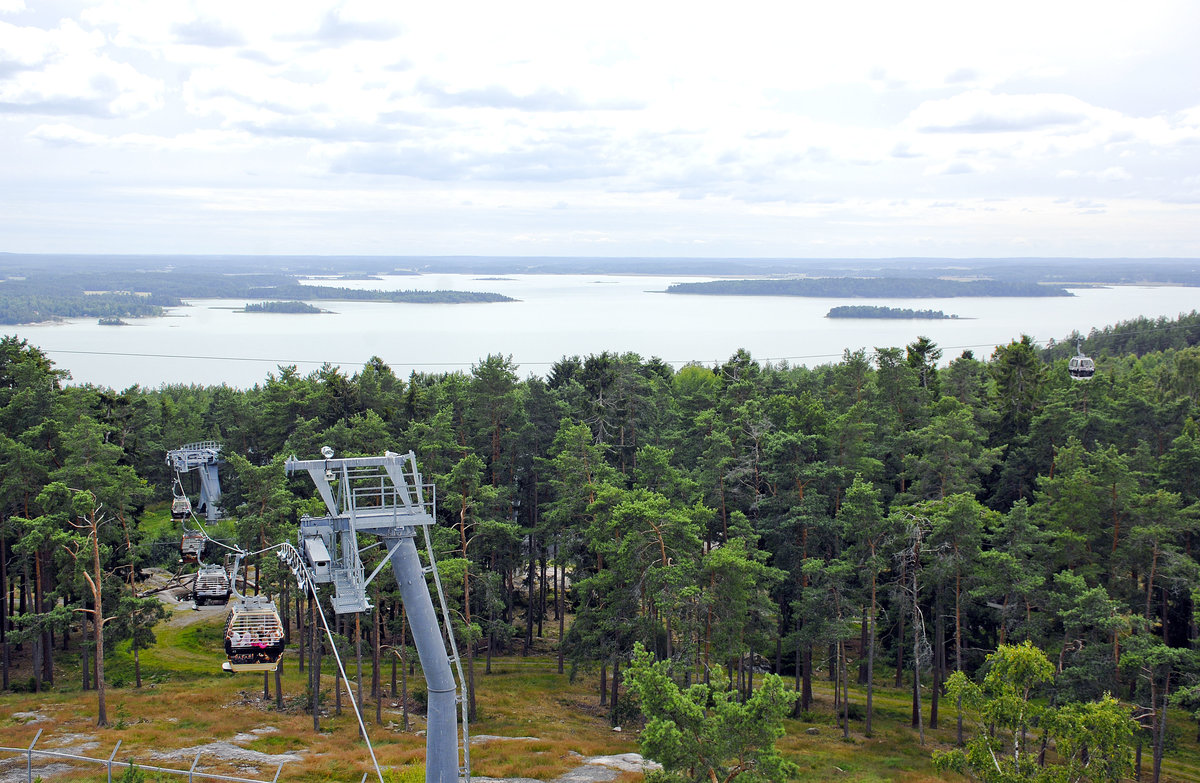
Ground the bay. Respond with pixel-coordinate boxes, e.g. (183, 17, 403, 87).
(5, 273, 1197, 389)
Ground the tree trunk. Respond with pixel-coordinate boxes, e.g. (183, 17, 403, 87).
(841, 640, 850, 740)
(525, 533, 536, 655)
(275, 664, 283, 710)
(558, 555, 565, 674)
(954, 563, 964, 745)
(931, 595, 942, 730)
(0, 533, 7, 691)
(801, 645, 813, 712)
(858, 605, 869, 684)
(90, 520, 108, 727)
(335, 654, 342, 715)
(81, 614, 90, 692)
(355, 613, 363, 718)
(866, 596, 877, 736)
(297, 590, 305, 673)
(911, 542, 923, 745)
(401, 615, 410, 731)
(538, 553, 546, 638)
(372, 590, 381, 719)
(1153, 672, 1170, 783)
(311, 593, 320, 731)
(610, 655, 621, 726)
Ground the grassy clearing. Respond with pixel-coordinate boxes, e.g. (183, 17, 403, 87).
(3, 609, 1199, 782)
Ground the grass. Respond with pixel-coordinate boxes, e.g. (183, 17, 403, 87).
(3, 608, 1199, 782)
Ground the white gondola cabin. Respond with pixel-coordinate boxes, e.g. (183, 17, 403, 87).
(222, 595, 286, 673)
(171, 478, 192, 518)
(1068, 353, 1095, 380)
(193, 563, 231, 605)
(171, 495, 192, 517)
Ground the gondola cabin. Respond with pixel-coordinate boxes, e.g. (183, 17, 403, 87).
(194, 563, 231, 605)
(180, 529, 205, 563)
(171, 494, 192, 518)
(222, 595, 286, 673)
(1068, 354, 1095, 380)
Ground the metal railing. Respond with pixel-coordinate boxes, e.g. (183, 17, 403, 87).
(0, 729, 299, 783)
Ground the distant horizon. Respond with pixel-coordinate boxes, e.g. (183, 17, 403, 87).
(5, 252, 1200, 261)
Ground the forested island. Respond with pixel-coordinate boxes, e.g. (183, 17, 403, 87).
(666, 277, 1070, 297)
(826, 305, 958, 319)
(0, 256, 513, 324)
(241, 301, 325, 314)
(3, 310, 1200, 781)
(6, 253, 1200, 324)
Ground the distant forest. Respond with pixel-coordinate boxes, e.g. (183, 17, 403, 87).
(0, 256, 514, 324)
(3, 253, 1199, 323)
(666, 278, 1070, 298)
(242, 301, 325, 314)
(826, 306, 956, 319)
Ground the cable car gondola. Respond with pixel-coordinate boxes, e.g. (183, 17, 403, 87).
(1068, 344, 1095, 381)
(193, 563, 231, 605)
(171, 478, 193, 519)
(180, 529, 206, 564)
(222, 594, 286, 673)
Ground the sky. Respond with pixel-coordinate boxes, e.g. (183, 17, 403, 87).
(2, 0, 1199, 258)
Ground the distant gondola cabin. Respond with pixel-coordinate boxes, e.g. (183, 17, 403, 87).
(194, 563, 231, 605)
(172, 495, 192, 517)
(180, 530, 205, 563)
(1068, 354, 1095, 380)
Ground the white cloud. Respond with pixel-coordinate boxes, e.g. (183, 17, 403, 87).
(2, 1, 1199, 254)
(0, 19, 162, 117)
(909, 91, 1094, 134)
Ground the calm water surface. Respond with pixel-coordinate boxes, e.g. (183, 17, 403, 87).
(6, 274, 1197, 389)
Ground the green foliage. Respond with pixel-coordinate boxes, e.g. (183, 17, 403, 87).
(827, 305, 956, 319)
(382, 766, 425, 783)
(625, 644, 798, 783)
(118, 762, 146, 783)
(933, 642, 1136, 783)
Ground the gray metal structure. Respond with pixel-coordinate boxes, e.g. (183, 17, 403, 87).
(283, 450, 469, 783)
(167, 441, 223, 522)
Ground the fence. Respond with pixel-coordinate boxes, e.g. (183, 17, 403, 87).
(0, 728, 358, 783)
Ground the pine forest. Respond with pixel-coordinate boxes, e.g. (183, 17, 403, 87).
(3, 311, 1200, 783)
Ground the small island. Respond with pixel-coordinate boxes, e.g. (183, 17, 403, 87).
(98, 316, 128, 325)
(241, 301, 325, 314)
(826, 305, 959, 319)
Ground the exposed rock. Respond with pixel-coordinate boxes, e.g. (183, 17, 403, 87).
(469, 734, 542, 744)
(584, 753, 662, 774)
(0, 761, 75, 783)
(150, 741, 303, 765)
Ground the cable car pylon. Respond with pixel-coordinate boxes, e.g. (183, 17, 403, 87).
(284, 449, 470, 783)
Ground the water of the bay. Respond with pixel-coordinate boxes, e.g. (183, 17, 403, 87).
(6, 274, 1197, 390)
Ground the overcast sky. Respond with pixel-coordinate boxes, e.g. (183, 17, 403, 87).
(2, 1, 1199, 258)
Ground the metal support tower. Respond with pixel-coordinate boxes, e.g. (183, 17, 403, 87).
(284, 450, 469, 783)
(166, 441, 223, 522)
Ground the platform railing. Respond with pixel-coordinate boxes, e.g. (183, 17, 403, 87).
(0, 729, 292, 783)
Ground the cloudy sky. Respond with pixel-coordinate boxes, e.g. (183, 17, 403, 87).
(3, 0, 1199, 258)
